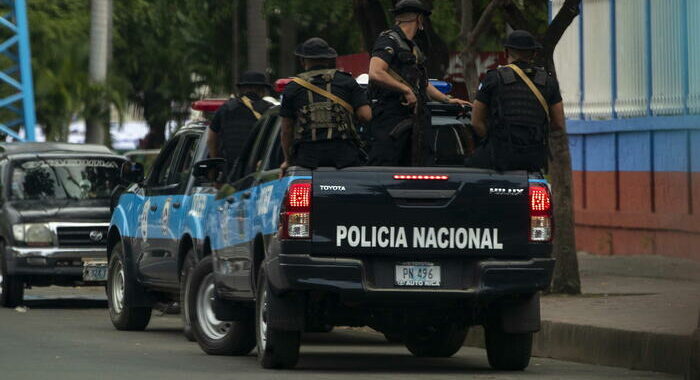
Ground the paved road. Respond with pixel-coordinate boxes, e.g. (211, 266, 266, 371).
(0, 287, 676, 380)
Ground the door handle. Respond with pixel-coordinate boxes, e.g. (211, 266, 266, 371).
(172, 202, 181, 209)
(150, 204, 158, 212)
(242, 192, 252, 200)
(226, 196, 235, 204)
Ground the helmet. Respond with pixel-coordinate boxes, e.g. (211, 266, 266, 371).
(391, 0, 432, 16)
(294, 38, 338, 59)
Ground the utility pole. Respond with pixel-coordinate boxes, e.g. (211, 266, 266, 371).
(0, 0, 36, 141)
(85, 0, 109, 144)
(246, 0, 269, 72)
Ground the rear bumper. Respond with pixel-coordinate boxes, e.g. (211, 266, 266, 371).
(5, 246, 106, 277)
(266, 254, 555, 300)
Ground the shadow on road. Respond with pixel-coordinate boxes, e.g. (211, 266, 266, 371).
(22, 298, 107, 309)
(295, 352, 490, 374)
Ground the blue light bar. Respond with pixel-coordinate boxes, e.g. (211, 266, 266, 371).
(430, 80, 453, 94)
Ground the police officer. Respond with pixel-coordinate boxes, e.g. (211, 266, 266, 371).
(466, 30, 566, 171)
(368, 0, 469, 166)
(207, 71, 274, 170)
(280, 38, 372, 172)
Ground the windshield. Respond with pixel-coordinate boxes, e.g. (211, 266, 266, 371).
(10, 158, 121, 201)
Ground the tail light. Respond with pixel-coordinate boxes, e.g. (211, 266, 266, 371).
(280, 181, 312, 239)
(529, 184, 552, 242)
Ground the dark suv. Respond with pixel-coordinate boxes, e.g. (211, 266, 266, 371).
(0, 143, 125, 307)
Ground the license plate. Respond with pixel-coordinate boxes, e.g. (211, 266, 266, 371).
(82, 259, 108, 282)
(395, 262, 441, 287)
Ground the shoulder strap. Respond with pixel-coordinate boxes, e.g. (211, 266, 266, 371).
(505, 64, 550, 120)
(290, 77, 353, 114)
(239, 96, 262, 120)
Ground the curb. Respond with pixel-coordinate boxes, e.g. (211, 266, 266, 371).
(465, 321, 691, 375)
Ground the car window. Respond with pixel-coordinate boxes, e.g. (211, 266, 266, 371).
(10, 157, 122, 201)
(244, 115, 278, 177)
(172, 134, 200, 185)
(262, 121, 283, 171)
(148, 136, 180, 187)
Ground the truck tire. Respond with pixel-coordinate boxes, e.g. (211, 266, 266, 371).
(0, 241, 24, 308)
(256, 266, 300, 369)
(188, 255, 256, 355)
(485, 325, 533, 370)
(180, 249, 196, 342)
(107, 242, 152, 331)
(404, 322, 467, 357)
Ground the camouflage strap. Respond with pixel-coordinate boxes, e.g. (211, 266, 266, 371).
(239, 96, 262, 120)
(505, 64, 550, 121)
(290, 77, 354, 114)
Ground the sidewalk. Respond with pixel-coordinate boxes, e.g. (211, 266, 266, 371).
(466, 252, 700, 375)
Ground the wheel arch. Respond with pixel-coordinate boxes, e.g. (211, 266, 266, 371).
(106, 226, 122, 261)
(251, 233, 265, 291)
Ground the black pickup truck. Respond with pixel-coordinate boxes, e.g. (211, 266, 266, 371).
(183, 104, 555, 370)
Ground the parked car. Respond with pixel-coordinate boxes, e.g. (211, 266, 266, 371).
(0, 143, 126, 307)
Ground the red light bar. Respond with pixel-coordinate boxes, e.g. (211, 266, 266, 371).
(275, 78, 293, 93)
(192, 99, 227, 113)
(393, 174, 449, 181)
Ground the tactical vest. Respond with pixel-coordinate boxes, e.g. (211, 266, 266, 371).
(488, 65, 550, 170)
(295, 69, 356, 143)
(371, 29, 428, 102)
(220, 96, 272, 162)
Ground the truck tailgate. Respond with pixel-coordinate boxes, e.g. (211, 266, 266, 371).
(310, 167, 531, 257)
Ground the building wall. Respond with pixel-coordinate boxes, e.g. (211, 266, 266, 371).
(553, 0, 700, 259)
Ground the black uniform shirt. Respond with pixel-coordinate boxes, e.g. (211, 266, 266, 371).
(476, 61, 562, 107)
(209, 92, 272, 163)
(371, 25, 425, 102)
(279, 67, 368, 120)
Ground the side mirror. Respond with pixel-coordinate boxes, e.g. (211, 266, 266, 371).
(192, 158, 226, 182)
(120, 161, 144, 184)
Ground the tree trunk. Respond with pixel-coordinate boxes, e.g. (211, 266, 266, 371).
(352, 0, 388, 52)
(232, 0, 240, 91)
(246, 0, 269, 72)
(278, 11, 298, 77)
(460, 0, 505, 100)
(458, 0, 477, 99)
(86, 0, 109, 145)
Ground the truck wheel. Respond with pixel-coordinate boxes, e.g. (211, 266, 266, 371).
(0, 241, 24, 308)
(107, 242, 152, 331)
(485, 325, 533, 370)
(180, 249, 196, 342)
(404, 322, 467, 357)
(189, 256, 255, 355)
(256, 266, 300, 369)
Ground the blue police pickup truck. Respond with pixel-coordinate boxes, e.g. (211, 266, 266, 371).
(107, 102, 554, 371)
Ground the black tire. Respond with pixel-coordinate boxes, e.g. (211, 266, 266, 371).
(0, 241, 24, 308)
(256, 265, 300, 369)
(485, 325, 533, 371)
(107, 242, 152, 331)
(404, 322, 467, 357)
(189, 255, 256, 355)
(180, 249, 196, 342)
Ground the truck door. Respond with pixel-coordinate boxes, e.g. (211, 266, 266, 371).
(137, 135, 181, 285)
(157, 133, 201, 284)
(216, 115, 278, 297)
